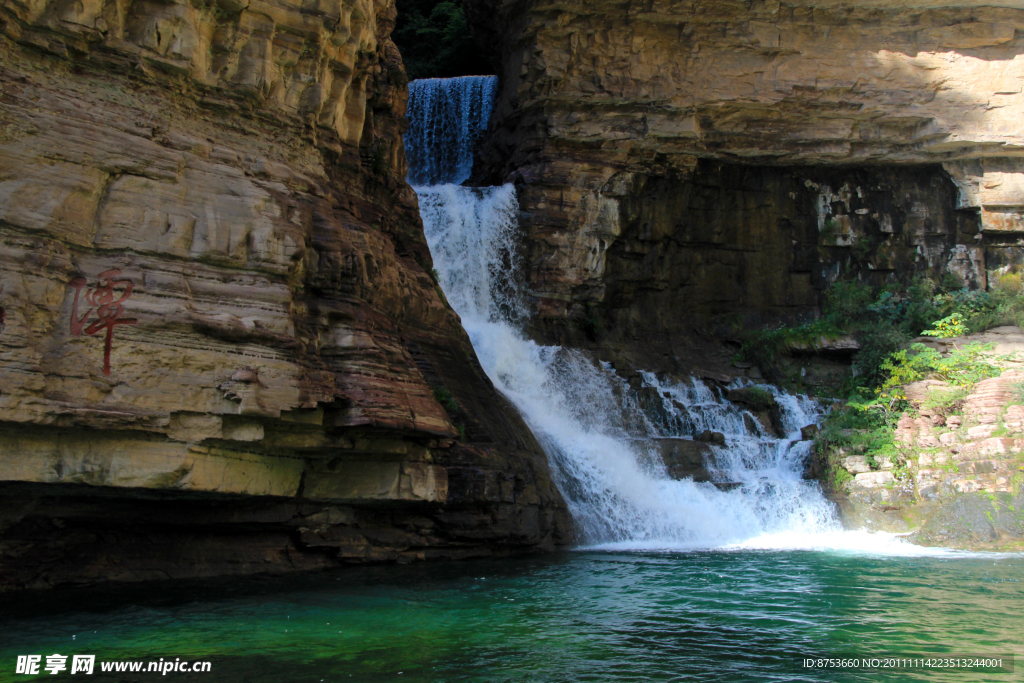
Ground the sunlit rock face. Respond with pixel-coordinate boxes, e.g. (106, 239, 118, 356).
(0, 0, 569, 590)
(468, 0, 1024, 371)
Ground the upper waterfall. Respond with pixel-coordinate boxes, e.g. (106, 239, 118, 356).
(405, 76, 498, 187)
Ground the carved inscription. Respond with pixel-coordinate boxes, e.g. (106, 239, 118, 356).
(70, 269, 137, 376)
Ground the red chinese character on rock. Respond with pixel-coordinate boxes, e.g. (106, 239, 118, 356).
(70, 269, 137, 376)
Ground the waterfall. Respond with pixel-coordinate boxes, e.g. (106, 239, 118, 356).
(407, 77, 892, 551)
(405, 76, 498, 187)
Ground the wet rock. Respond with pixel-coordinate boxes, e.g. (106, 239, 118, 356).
(800, 424, 819, 441)
(696, 430, 727, 447)
(726, 388, 777, 411)
(654, 438, 714, 482)
(911, 492, 1024, 550)
(828, 489, 916, 535)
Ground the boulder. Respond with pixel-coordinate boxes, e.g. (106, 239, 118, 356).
(800, 424, 819, 441)
(726, 387, 777, 410)
(696, 430, 727, 447)
(654, 438, 714, 482)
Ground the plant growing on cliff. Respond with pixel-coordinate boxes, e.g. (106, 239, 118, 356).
(957, 273, 1024, 332)
(432, 386, 469, 441)
(922, 386, 969, 415)
(854, 325, 911, 389)
(921, 313, 968, 339)
(812, 395, 900, 490)
(851, 235, 875, 262)
(433, 386, 460, 414)
(576, 304, 603, 341)
(878, 342, 1004, 401)
(1014, 380, 1024, 405)
(736, 282, 868, 372)
(737, 273, 1014, 390)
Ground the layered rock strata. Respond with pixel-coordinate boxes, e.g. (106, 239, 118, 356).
(0, 0, 569, 591)
(826, 329, 1024, 548)
(467, 0, 1024, 372)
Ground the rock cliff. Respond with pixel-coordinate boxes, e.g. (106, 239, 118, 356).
(467, 0, 1024, 373)
(0, 0, 570, 591)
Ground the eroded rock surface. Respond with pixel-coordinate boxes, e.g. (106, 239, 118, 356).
(0, 0, 570, 591)
(467, 0, 1024, 373)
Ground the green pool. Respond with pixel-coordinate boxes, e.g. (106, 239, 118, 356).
(1, 549, 1020, 682)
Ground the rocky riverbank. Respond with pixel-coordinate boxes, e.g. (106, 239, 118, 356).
(821, 327, 1024, 550)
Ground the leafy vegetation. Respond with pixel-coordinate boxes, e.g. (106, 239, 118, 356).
(921, 313, 968, 338)
(922, 385, 969, 414)
(394, 0, 491, 80)
(433, 386, 459, 413)
(433, 386, 467, 441)
(878, 343, 1004, 401)
(812, 340, 1007, 491)
(576, 304, 603, 341)
(813, 394, 901, 490)
(1014, 380, 1024, 405)
(739, 272, 1024, 389)
(795, 274, 1017, 492)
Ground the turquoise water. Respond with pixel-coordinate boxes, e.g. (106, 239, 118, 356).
(1, 550, 1020, 682)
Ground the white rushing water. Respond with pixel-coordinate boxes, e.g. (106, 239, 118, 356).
(409, 77, 919, 553)
(405, 76, 498, 187)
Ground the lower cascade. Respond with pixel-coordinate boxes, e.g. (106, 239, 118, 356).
(409, 77, 925, 553)
(417, 182, 857, 550)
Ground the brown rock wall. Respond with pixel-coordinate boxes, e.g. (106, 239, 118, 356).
(0, 0, 570, 590)
(466, 0, 1024, 373)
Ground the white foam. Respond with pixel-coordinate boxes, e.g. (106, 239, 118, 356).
(419, 183, 848, 549)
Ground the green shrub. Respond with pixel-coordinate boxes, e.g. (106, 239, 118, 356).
(433, 386, 459, 413)
(854, 325, 911, 388)
(739, 270, 1024, 390)
(824, 280, 874, 321)
(900, 276, 942, 335)
(921, 312, 969, 338)
(879, 342, 1004, 400)
(958, 275, 1024, 331)
(813, 396, 899, 490)
(577, 304, 602, 341)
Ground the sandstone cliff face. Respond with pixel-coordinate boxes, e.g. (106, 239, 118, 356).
(0, 0, 569, 591)
(468, 0, 1024, 372)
